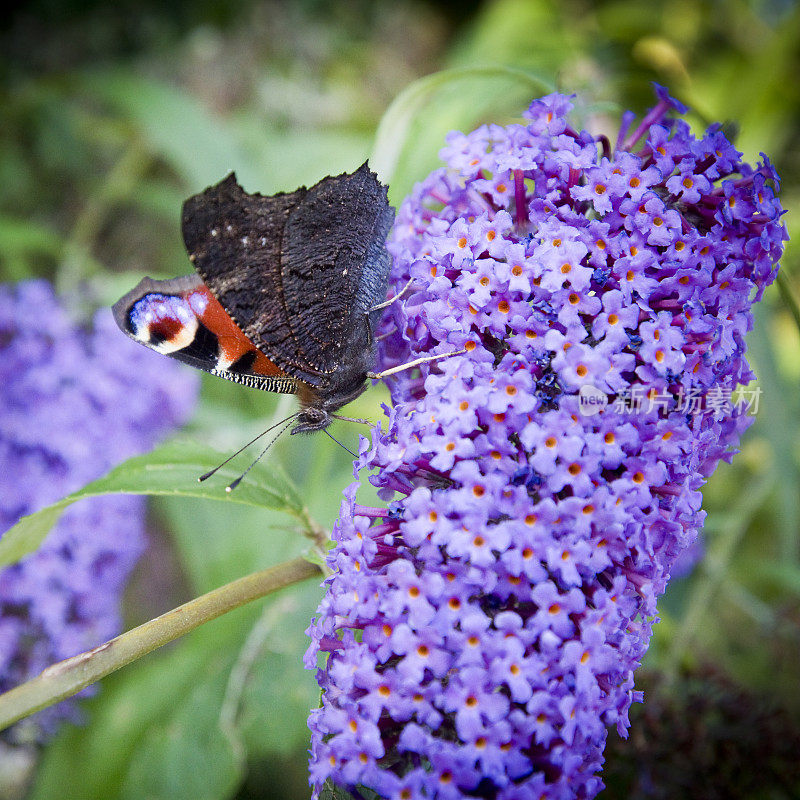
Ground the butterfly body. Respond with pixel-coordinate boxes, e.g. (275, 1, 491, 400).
(113, 163, 394, 433)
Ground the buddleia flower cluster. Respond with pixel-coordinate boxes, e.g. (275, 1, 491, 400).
(0, 280, 198, 740)
(306, 87, 786, 799)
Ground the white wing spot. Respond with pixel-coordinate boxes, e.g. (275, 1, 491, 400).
(211, 228, 218, 237)
(259, 237, 267, 246)
(241, 236, 249, 246)
(226, 225, 233, 233)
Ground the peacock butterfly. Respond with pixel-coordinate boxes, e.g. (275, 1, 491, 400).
(113, 162, 394, 435)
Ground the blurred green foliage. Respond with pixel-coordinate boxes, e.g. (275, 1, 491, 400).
(0, 1, 798, 798)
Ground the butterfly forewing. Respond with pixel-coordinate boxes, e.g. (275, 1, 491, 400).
(181, 175, 317, 380)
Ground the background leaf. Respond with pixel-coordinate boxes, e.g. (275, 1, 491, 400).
(0, 438, 314, 570)
(371, 65, 552, 198)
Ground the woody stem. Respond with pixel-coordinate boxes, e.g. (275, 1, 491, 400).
(0, 557, 321, 732)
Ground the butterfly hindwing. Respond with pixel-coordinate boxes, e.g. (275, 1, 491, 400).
(280, 162, 394, 377)
(112, 274, 298, 393)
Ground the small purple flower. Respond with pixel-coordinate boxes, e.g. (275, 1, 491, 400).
(306, 88, 786, 799)
(0, 280, 198, 740)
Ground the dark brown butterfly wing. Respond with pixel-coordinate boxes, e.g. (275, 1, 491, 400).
(279, 162, 394, 378)
(181, 162, 393, 389)
(181, 173, 307, 375)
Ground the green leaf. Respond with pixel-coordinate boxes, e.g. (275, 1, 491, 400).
(119, 677, 241, 800)
(29, 605, 251, 800)
(234, 117, 373, 195)
(156, 492, 313, 601)
(235, 584, 322, 757)
(0, 216, 65, 280)
(80, 71, 248, 189)
(0, 438, 313, 569)
(0, 216, 63, 258)
(776, 271, 800, 339)
(371, 65, 553, 199)
(747, 559, 800, 596)
(449, 0, 582, 72)
(0, 503, 66, 571)
(748, 306, 800, 563)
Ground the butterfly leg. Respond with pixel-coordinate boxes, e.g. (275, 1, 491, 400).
(331, 413, 373, 425)
(370, 278, 414, 313)
(368, 348, 467, 380)
(363, 278, 415, 343)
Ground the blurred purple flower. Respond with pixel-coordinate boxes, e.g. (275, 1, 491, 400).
(0, 280, 198, 741)
(306, 87, 786, 799)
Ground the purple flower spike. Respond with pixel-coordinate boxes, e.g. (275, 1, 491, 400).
(0, 280, 198, 740)
(307, 88, 786, 799)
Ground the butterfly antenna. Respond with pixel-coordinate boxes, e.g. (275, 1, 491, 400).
(368, 348, 467, 380)
(226, 417, 296, 493)
(323, 428, 358, 458)
(198, 412, 299, 483)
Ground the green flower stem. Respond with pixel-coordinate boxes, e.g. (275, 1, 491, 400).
(0, 556, 321, 732)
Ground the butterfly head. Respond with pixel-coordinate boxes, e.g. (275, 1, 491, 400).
(291, 406, 330, 434)
(292, 374, 369, 434)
